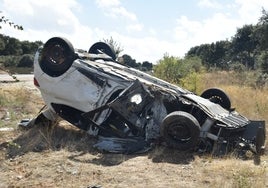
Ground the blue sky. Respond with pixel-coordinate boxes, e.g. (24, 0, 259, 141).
(1, 0, 268, 63)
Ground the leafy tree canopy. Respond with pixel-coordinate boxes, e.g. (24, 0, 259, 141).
(185, 8, 268, 72)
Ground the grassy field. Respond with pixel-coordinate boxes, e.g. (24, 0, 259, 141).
(0, 71, 268, 188)
(0, 84, 43, 128)
(199, 71, 268, 124)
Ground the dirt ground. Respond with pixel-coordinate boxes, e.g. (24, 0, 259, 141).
(1, 123, 267, 188)
(0, 80, 268, 188)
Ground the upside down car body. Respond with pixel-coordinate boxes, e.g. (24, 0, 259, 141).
(27, 37, 266, 156)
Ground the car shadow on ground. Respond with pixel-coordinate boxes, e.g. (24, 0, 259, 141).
(147, 146, 195, 164)
(4, 122, 195, 166)
(5, 122, 97, 157)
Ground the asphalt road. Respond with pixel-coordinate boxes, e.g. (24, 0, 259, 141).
(0, 74, 34, 88)
(0, 74, 33, 82)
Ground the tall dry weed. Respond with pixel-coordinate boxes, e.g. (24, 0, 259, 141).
(198, 71, 268, 122)
(0, 84, 43, 127)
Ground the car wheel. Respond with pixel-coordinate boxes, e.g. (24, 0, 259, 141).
(201, 88, 231, 110)
(88, 42, 116, 60)
(40, 37, 75, 77)
(160, 111, 201, 151)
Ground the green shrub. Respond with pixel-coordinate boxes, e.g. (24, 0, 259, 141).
(153, 54, 204, 85)
(0, 55, 20, 67)
(229, 62, 246, 73)
(181, 72, 205, 93)
(17, 54, 34, 67)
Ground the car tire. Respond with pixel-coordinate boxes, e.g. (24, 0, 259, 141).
(201, 88, 231, 110)
(40, 37, 75, 77)
(88, 42, 116, 60)
(160, 111, 201, 151)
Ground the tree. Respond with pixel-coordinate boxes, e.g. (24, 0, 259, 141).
(102, 37, 123, 58)
(0, 34, 42, 56)
(141, 61, 153, 71)
(185, 9, 268, 71)
(0, 36, 5, 51)
(1, 36, 22, 55)
(153, 54, 202, 83)
(121, 54, 139, 68)
(186, 43, 213, 67)
(153, 54, 178, 83)
(21, 40, 42, 54)
(17, 54, 34, 67)
(21, 40, 32, 54)
(259, 52, 268, 74)
(0, 12, 24, 55)
(254, 8, 268, 50)
(230, 24, 258, 69)
(0, 11, 23, 30)
(186, 41, 231, 70)
(259, 8, 268, 24)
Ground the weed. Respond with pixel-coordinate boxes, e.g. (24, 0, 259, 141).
(0, 84, 43, 128)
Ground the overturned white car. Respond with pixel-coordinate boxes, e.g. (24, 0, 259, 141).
(28, 37, 265, 155)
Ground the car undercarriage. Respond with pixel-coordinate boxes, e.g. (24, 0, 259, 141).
(20, 37, 266, 157)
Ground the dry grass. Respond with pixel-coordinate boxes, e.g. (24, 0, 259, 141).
(0, 83, 44, 128)
(199, 71, 268, 148)
(223, 86, 268, 120)
(199, 71, 268, 123)
(193, 156, 267, 188)
(0, 72, 268, 187)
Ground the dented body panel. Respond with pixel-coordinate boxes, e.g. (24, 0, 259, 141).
(31, 37, 266, 155)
